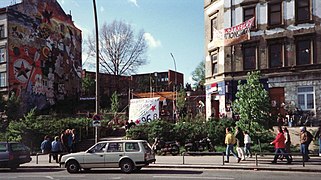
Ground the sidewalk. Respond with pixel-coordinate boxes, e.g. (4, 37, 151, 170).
(21, 153, 321, 172)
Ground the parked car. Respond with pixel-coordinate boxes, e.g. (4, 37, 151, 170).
(60, 139, 156, 173)
(0, 142, 32, 170)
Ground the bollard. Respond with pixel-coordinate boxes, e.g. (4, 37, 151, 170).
(302, 154, 305, 167)
(255, 153, 258, 167)
(183, 152, 185, 164)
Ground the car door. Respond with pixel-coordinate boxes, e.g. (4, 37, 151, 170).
(104, 142, 124, 167)
(83, 142, 107, 168)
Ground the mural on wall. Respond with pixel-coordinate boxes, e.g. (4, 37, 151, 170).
(7, 0, 82, 110)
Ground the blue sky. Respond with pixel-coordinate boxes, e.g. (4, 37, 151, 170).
(1, 0, 204, 85)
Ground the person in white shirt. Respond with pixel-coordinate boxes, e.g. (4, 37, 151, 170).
(243, 131, 252, 158)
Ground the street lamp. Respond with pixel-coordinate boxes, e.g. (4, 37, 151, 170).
(170, 53, 177, 122)
(93, 0, 99, 143)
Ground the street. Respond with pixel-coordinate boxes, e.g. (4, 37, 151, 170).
(0, 167, 320, 180)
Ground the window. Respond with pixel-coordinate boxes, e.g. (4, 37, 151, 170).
(125, 142, 140, 152)
(296, 38, 313, 65)
(107, 142, 123, 152)
(211, 50, 218, 75)
(210, 14, 218, 41)
(298, 86, 314, 110)
(90, 143, 107, 153)
(243, 6, 256, 29)
(0, 72, 6, 87)
(0, 25, 4, 38)
(0, 48, 5, 63)
(295, 0, 311, 23)
(268, 2, 282, 26)
(243, 44, 257, 70)
(268, 40, 284, 68)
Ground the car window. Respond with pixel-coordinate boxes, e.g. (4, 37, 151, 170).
(0, 143, 7, 152)
(89, 143, 107, 153)
(107, 142, 123, 152)
(11, 143, 27, 152)
(125, 142, 140, 152)
(142, 142, 152, 153)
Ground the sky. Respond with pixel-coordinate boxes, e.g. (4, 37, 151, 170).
(0, 0, 204, 85)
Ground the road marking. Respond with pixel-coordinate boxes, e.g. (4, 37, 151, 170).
(153, 176, 234, 179)
(45, 176, 54, 179)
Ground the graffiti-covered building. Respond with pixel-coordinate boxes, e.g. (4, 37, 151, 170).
(0, 0, 82, 111)
(204, 0, 321, 122)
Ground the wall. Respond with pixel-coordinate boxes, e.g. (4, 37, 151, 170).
(7, 0, 82, 110)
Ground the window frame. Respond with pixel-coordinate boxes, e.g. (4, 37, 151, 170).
(267, 39, 285, 68)
(210, 11, 218, 42)
(0, 72, 6, 87)
(0, 47, 5, 63)
(268, 1, 283, 28)
(295, 0, 312, 24)
(0, 25, 4, 38)
(211, 49, 219, 75)
(243, 6, 256, 29)
(295, 36, 314, 66)
(242, 43, 258, 70)
(297, 86, 314, 110)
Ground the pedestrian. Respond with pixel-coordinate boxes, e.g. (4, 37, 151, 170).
(51, 136, 63, 163)
(67, 129, 73, 153)
(277, 113, 284, 127)
(60, 130, 68, 152)
(235, 127, 246, 161)
(40, 135, 52, 154)
(299, 126, 310, 161)
(71, 129, 78, 152)
(225, 127, 241, 163)
(243, 131, 252, 158)
(270, 127, 291, 164)
(314, 125, 321, 156)
(283, 127, 292, 161)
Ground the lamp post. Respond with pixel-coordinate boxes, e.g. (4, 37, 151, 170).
(170, 53, 177, 122)
(93, 0, 99, 143)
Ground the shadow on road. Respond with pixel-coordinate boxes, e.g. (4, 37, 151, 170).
(80, 169, 203, 175)
(0, 168, 65, 173)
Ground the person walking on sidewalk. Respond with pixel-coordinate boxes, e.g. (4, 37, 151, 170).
(244, 130, 252, 158)
(225, 127, 241, 163)
(51, 136, 63, 163)
(283, 127, 292, 161)
(314, 125, 321, 156)
(300, 126, 311, 161)
(40, 135, 52, 154)
(235, 127, 246, 161)
(270, 126, 291, 164)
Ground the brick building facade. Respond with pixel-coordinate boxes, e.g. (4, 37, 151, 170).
(204, 0, 321, 123)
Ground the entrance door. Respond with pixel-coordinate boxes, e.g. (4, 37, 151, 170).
(269, 87, 285, 116)
(211, 99, 219, 119)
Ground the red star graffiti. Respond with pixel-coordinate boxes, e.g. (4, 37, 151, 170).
(150, 105, 156, 111)
(135, 119, 140, 124)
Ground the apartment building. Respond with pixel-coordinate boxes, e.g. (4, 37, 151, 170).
(204, 0, 321, 121)
(0, 0, 82, 111)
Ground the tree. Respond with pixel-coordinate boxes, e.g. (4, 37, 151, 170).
(87, 20, 148, 75)
(233, 71, 271, 134)
(110, 91, 119, 116)
(176, 88, 186, 119)
(81, 76, 95, 96)
(191, 61, 205, 88)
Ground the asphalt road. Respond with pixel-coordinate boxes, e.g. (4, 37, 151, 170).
(0, 167, 320, 180)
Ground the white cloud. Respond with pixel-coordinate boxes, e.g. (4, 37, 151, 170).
(128, 0, 139, 7)
(143, 33, 161, 49)
(100, 6, 105, 12)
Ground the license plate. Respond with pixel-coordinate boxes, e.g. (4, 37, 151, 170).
(19, 155, 27, 159)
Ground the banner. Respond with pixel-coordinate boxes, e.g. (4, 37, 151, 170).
(129, 97, 159, 124)
(213, 17, 255, 46)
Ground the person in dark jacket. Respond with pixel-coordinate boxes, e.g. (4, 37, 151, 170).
(314, 125, 321, 156)
(235, 127, 246, 161)
(270, 127, 291, 164)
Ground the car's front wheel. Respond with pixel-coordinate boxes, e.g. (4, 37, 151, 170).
(66, 160, 80, 173)
(120, 159, 134, 173)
